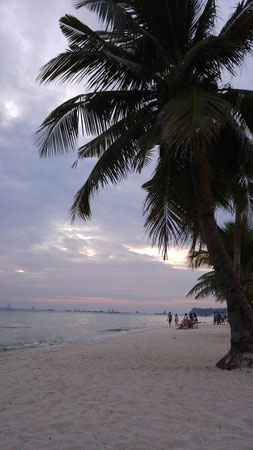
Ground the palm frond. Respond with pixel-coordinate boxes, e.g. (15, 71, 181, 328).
(72, 117, 132, 166)
(221, 88, 253, 133)
(60, 14, 108, 48)
(188, 247, 211, 269)
(220, 0, 253, 38)
(37, 0, 253, 280)
(75, 103, 156, 161)
(143, 147, 198, 259)
(132, 0, 209, 59)
(192, 0, 217, 44)
(38, 48, 146, 92)
(70, 106, 156, 220)
(74, 0, 216, 65)
(134, 121, 160, 172)
(211, 116, 253, 215)
(186, 270, 224, 300)
(160, 86, 230, 153)
(76, 1, 171, 67)
(73, 0, 139, 37)
(36, 91, 155, 158)
(36, 95, 84, 157)
(188, 217, 253, 305)
(219, 0, 253, 73)
(71, 144, 136, 220)
(38, 16, 151, 91)
(171, 33, 253, 86)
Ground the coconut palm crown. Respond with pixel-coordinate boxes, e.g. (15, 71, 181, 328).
(37, 0, 253, 369)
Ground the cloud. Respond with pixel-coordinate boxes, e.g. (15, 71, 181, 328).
(126, 246, 190, 269)
(0, 0, 247, 312)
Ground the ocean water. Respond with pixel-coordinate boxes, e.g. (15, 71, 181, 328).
(0, 309, 170, 352)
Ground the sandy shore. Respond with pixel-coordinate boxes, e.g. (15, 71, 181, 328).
(0, 324, 252, 449)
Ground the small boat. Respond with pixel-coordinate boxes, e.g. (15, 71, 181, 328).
(5, 302, 12, 310)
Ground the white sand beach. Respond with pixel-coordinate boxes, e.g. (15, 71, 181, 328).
(0, 324, 252, 449)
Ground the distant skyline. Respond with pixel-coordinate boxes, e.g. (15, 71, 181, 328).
(1, 1, 253, 313)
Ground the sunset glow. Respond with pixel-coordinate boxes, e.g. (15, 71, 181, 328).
(126, 245, 189, 269)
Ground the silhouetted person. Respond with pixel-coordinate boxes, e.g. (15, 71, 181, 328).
(168, 312, 172, 326)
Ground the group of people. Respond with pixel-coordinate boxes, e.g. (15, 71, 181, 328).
(167, 310, 228, 328)
(167, 312, 199, 329)
(213, 311, 228, 325)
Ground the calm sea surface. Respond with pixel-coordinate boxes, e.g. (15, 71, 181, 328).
(0, 309, 170, 352)
(0, 310, 214, 353)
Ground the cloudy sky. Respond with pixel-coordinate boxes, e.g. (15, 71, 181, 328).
(1, 1, 252, 313)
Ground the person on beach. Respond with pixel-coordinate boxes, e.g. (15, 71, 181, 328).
(176, 311, 200, 330)
(175, 313, 179, 326)
(188, 318, 194, 329)
(178, 318, 190, 329)
(168, 312, 172, 327)
(177, 319, 188, 329)
(213, 312, 216, 325)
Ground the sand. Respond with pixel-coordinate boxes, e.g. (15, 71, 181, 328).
(0, 324, 252, 450)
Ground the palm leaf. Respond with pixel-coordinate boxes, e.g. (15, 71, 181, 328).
(73, 117, 130, 163)
(36, 95, 85, 157)
(70, 106, 156, 220)
(219, 0, 253, 73)
(134, 121, 161, 173)
(38, 16, 151, 91)
(59, 14, 138, 57)
(74, 103, 156, 162)
(36, 90, 156, 157)
(160, 86, 230, 153)
(143, 147, 198, 259)
(132, 0, 207, 59)
(212, 116, 253, 214)
(187, 218, 253, 305)
(171, 33, 252, 87)
(221, 88, 253, 133)
(73, 0, 139, 37)
(186, 270, 224, 300)
(188, 247, 212, 269)
(38, 48, 146, 92)
(192, 0, 216, 44)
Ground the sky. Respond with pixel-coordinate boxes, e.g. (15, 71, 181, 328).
(1, 0, 253, 313)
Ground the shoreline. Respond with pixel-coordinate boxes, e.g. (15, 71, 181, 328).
(0, 323, 169, 355)
(0, 320, 216, 355)
(1, 325, 252, 449)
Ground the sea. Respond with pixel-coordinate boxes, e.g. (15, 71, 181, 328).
(0, 309, 214, 353)
(0, 309, 171, 353)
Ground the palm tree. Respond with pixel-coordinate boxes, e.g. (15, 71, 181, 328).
(36, 0, 253, 369)
(187, 217, 253, 309)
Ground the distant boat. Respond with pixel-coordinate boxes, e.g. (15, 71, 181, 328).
(5, 302, 12, 310)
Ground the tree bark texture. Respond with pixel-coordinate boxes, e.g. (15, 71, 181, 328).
(192, 168, 253, 369)
(234, 207, 241, 276)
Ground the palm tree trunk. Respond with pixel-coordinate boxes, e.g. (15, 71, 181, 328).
(192, 168, 253, 369)
(234, 206, 241, 276)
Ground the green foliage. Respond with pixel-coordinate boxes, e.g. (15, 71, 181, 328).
(37, 0, 253, 256)
(187, 218, 253, 308)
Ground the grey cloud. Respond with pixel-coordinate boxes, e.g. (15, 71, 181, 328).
(1, 0, 247, 312)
